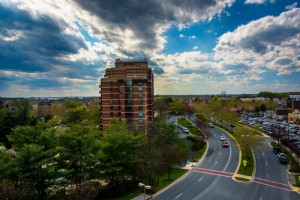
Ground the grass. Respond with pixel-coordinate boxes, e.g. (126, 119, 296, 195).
(235, 177, 251, 182)
(117, 168, 188, 200)
(270, 141, 300, 173)
(177, 118, 203, 136)
(237, 149, 254, 176)
(294, 175, 300, 187)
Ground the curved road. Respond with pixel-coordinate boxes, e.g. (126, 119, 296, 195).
(154, 116, 300, 200)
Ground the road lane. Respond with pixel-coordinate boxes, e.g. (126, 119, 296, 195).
(254, 137, 289, 184)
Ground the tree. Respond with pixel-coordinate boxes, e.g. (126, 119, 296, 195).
(99, 119, 142, 191)
(195, 114, 210, 138)
(235, 127, 263, 159)
(154, 101, 169, 117)
(57, 124, 101, 188)
(270, 125, 285, 146)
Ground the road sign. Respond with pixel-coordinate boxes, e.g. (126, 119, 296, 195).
(243, 160, 247, 164)
(243, 163, 247, 167)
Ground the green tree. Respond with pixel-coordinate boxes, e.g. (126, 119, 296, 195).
(99, 119, 142, 191)
(235, 127, 263, 159)
(57, 124, 101, 188)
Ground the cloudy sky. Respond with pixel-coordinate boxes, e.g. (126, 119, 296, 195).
(0, 0, 299, 97)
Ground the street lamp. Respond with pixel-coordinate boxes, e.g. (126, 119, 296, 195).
(138, 183, 151, 200)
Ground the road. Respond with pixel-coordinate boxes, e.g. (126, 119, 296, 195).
(153, 116, 300, 200)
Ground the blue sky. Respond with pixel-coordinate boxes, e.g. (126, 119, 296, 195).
(0, 0, 299, 97)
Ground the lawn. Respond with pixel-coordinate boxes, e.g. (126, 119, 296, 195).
(177, 118, 203, 136)
(294, 175, 300, 187)
(237, 149, 254, 176)
(118, 168, 188, 200)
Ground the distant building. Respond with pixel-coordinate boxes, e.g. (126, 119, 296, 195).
(288, 109, 300, 124)
(99, 58, 154, 132)
(287, 95, 300, 110)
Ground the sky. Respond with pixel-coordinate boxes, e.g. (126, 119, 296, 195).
(0, 0, 299, 97)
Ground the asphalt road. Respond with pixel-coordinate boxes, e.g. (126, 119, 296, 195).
(153, 116, 300, 200)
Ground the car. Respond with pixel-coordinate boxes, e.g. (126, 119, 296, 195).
(219, 136, 226, 141)
(222, 141, 229, 148)
(279, 156, 288, 164)
(229, 124, 235, 128)
(183, 128, 189, 134)
(273, 147, 282, 155)
(277, 152, 286, 159)
(209, 123, 214, 128)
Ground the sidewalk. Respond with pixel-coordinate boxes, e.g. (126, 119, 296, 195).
(131, 193, 152, 200)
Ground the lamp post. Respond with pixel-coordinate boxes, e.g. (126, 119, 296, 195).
(138, 183, 151, 200)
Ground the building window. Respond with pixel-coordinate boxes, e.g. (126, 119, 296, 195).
(110, 112, 114, 117)
(110, 100, 113, 104)
(138, 99, 143, 104)
(138, 112, 143, 117)
(138, 106, 143, 110)
(126, 80, 132, 86)
(138, 93, 143, 98)
(138, 86, 143, 91)
(110, 94, 113, 98)
(118, 106, 121, 110)
(110, 106, 113, 111)
(138, 119, 144, 123)
(118, 112, 121, 117)
(110, 81, 113, 86)
(110, 87, 113, 92)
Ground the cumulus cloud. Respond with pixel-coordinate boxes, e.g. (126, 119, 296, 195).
(179, 34, 185, 38)
(214, 8, 300, 75)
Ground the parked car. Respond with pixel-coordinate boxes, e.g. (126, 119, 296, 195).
(220, 136, 226, 141)
(273, 147, 282, 155)
(279, 156, 288, 164)
(222, 141, 229, 148)
(277, 152, 286, 159)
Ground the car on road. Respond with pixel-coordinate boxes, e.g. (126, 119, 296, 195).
(222, 141, 229, 148)
(219, 136, 226, 141)
(209, 123, 214, 128)
(273, 147, 282, 155)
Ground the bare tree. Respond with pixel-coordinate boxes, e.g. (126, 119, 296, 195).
(195, 114, 210, 138)
(270, 125, 285, 146)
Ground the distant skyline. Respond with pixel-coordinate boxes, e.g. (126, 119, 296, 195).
(0, 0, 299, 97)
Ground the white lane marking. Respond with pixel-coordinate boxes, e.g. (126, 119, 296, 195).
(260, 197, 263, 200)
(266, 162, 268, 166)
(262, 152, 264, 156)
(223, 138, 232, 172)
(219, 152, 221, 155)
(175, 193, 183, 199)
(267, 174, 268, 179)
(198, 177, 203, 182)
(215, 161, 218, 165)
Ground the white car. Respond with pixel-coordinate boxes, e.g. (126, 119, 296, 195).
(219, 136, 226, 141)
(209, 123, 214, 128)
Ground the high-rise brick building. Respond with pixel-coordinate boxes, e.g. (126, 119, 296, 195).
(99, 58, 154, 132)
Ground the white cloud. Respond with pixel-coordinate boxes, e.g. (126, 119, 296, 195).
(179, 34, 185, 38)
(214, 8, 300, 75)
(193, 46, 198, 50)
(245, 0, 275, 4)
(189, 35, 196, 39)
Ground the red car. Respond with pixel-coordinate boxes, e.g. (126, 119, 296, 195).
(222, 141, 229, 148)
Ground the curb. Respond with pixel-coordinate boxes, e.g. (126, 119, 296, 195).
(151, 140, 209, 199)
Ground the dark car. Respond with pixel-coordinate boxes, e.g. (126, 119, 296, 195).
(279, 156, 288, 164)
(273, 147, 282, 155)
(222, 141, 229, 148)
